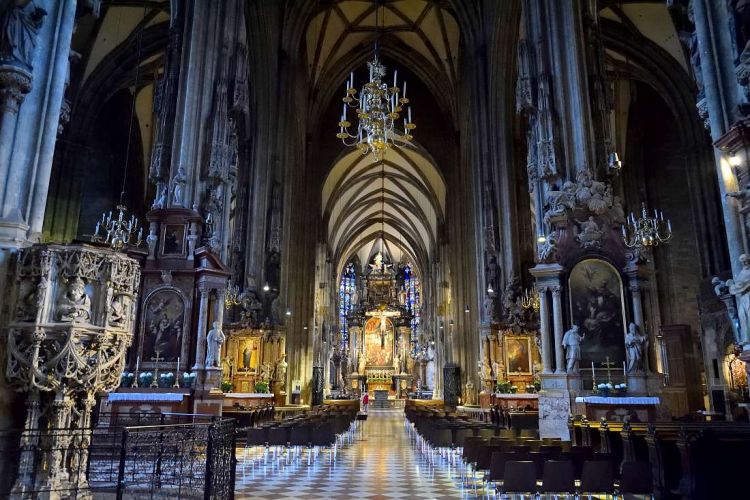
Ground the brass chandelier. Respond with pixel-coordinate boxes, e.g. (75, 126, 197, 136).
(621, 203, 672, 251)
(336, 4, 415, 161)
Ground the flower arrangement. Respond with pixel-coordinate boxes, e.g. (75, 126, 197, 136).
(510, 385, 518, 394)
(497, 380, 512, 394)
(533, 378, 541, 393)
(180, 372, 197, 388)
(158, 372, 175, 388)
(120, 372, 135, 388)
(525, 384, 537, 394)
(596, 382, 614, 396)
(221, 380, 234, 393)
(138, 372, 154, 387)
(254, 381, 270, 394)
(614, 383, 627, 396)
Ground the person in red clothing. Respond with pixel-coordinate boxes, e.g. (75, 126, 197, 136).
(362, 392, 369, 412)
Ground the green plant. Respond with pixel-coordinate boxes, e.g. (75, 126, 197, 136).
(220, 380, 233, 393)
(496, 380, 512, 394)
(254, 381, 270, 393)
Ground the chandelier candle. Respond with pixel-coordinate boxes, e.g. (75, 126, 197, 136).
(337, 54, 416, 161)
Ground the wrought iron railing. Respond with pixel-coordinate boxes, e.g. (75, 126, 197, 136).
(0, 412, 236, 500)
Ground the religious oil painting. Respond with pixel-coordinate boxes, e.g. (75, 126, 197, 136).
(505, 336, 532, 375)
(364, 316, 394, 366)
(161, 224, 186, 256)
(237, 338, 261, 372)
(141, 289, 185, 363)
(568, 259, 626, 366)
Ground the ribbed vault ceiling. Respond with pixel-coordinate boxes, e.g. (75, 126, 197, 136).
(305, 0, 459, 88)
(323, 146, 445, 275)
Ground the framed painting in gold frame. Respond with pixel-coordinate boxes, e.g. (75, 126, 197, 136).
(505, 335, 532, 375)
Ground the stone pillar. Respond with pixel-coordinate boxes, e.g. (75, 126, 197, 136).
(193, 286, 210, 370)
(538, 287, 553, 373)
(551, 285, 565, 373)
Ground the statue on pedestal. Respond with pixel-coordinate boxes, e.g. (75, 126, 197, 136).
(478, 359, 492, 392)
(625, 322, 646, 373)
(465, 380, 476, 406)
(57, 277, 91, 322)
(562, 324, 584, 373)
(205, 321, 225, 368)
(728, 254, 750, 345)
(276, 353, 287, 385)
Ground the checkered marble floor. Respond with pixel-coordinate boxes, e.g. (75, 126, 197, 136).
(235, 409, 477, 499)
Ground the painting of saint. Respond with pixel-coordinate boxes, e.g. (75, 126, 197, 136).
(161, 224, 186, 256)
(141, 289, 185, 363)
(505, 336, 532, 374)
(364, 317, 393, 366)
(568, 259, 626, 366)
(238, 339, 260, 371)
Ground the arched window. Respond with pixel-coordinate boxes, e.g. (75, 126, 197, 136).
(338, 262, 357, 349)
(403, 264, 421, 357)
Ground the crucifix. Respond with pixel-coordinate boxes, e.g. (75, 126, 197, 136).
(601, 356, 615, 384)
(366, 308, 400, 348)
(151, 352, 163, 388)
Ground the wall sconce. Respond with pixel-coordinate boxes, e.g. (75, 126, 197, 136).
(464, 304, 470, 313)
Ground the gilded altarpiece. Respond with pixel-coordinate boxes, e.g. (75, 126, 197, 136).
(224, 327, 286, 394)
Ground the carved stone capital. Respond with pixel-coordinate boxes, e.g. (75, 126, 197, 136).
(0, 65, 32, 113)
(550, 285, 562, 298)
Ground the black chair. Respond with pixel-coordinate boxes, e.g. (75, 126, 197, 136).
(526, 450, 552, 478)
(511, 443, 531, 453)
(541, 460, 575, 494)
(619, 461, 654, 497)
(501, 461, 537, 495)
(487, 451, 514, 483)
(580, 460, 615, 496)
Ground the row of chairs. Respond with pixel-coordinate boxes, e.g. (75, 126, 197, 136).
(406, 406, 654, 498)
(224, 404, 275, 428)
(243, 407, 359, 468)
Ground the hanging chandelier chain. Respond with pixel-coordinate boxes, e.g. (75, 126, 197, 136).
(92, 2, 148, 252)
(336, 0, 416, 162)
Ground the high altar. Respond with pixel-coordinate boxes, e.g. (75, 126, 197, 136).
(339, 250, 418, 399)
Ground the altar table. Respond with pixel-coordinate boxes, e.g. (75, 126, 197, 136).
(223, 392, 275, 408)
(574, 396, 661, 422)
(492, 393, 539, 410)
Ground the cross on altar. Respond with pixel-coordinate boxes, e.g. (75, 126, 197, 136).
(365, 308, 400, 348)
(601, 356, 615, 384)
(150, 352, 162, 388)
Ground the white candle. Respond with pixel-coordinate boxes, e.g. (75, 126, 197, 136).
(403, 80, 407, 99)
(393, 69, 397, 88)
(136, 355, 140, 373)
(408, 106, 412, 123)
(591, 361, 595, 377)
(623, 361, 626, 377)
(349, 71, 354, 90)
(177, 356, 180, 373)
(342, 103, 347, 120)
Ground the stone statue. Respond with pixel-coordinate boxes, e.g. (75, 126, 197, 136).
(109, 295, 126, 327)
(276, 353, 287, 384)
(465, 380, 476, 406)
(562, 324, 584, 373)
(0, 0, 46, 69)
(492, 359, 502, 380)
(152, 182, 167, 209)
(478, 359, 492, 388)
(171, 166, 187, 207)
(576, 216, 604, 249)
(205, 321, 225, 368)
(57, 277, 91, 322)
(351, 287, 359, 305)
(625, 322, 646, 373)
(728, 254, 750, 345)
(483, 294, 496, 323)
(260, 362, 272, 382)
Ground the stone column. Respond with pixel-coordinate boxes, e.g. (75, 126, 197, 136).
(551, 285, 565, 373)
(538, 286, 553, 373)
(629, 279, 645, 329)
(193, 286, 210, 370)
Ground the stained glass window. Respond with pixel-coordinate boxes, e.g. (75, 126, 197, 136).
(403, 264, 421, 357)
(339, 262, 357, 349)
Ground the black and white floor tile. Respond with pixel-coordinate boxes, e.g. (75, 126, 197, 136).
(235, 409, 479, 500)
